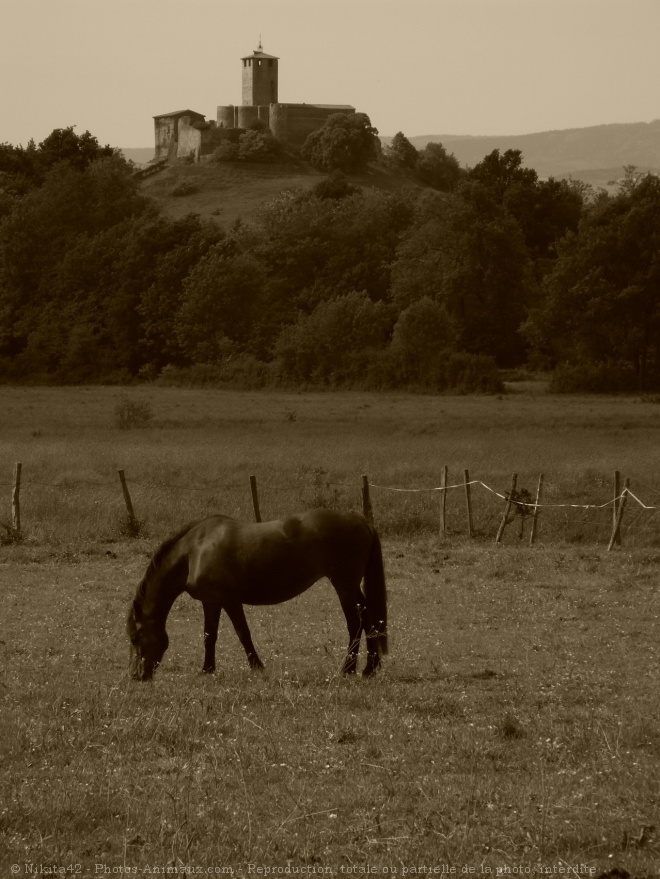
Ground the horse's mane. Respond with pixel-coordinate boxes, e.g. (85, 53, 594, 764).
(133, 520, 200, 607)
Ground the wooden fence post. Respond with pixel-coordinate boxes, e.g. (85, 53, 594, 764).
(12, 462, 21, 533)
(613, 470, 621, 546)
(439, 465, 448, 538)
(117, 469, 137, 533)
(249, 475, 262, 523)
(362, 475, 374, 525)
(463, 469, 474, 538)
(496, 472, 518, 544)
(608, 477, 630, 551)
(529, 473, 544, 547)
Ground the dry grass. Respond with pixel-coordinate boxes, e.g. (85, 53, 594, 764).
(1, 386, 660, 873)
(2, 386, 660, 548)
(1, 541, 659, 873)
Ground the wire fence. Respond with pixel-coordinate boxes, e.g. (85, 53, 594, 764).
(4, 461, 660, 550)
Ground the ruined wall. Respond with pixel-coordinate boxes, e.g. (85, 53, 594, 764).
(176, 116, 229, 160)
(153, 115, 178, 161)
(154, 111, 207, 161)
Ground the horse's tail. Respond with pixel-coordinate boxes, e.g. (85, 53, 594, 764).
(364, 528, 388, 656)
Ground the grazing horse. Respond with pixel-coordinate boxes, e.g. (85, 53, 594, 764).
(126, 509, 387, 681)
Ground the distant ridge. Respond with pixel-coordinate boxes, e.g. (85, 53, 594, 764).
(383, 120, 660, 181)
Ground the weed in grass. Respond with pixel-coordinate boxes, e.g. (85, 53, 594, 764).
(0, 521, 23, 545)
(114, 396, 154, 429)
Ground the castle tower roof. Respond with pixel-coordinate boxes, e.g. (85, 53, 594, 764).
(241, 49, 279, 60)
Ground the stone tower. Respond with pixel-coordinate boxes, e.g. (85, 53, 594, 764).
(241, 41, 279, 106)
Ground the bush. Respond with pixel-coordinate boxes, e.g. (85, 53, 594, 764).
(114, 397, 154, 429)
(549, 361, 639, 393)
(212, 142, 239, 162)
(237, 130, 282, 162)
(157, 356, 272, 389)
(171, 180, 199, 197)
(441, 352, 504, 394)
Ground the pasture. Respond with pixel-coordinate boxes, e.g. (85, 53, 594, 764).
(1, 386, 660, 874)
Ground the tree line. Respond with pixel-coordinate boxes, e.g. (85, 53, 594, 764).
(1, 121, 659, 392)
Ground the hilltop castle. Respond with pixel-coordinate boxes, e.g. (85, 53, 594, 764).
(153, 43, 356, 163)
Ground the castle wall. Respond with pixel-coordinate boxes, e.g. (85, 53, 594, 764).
(217, 105, 236, 129)
(236, 105, 261, 129)
(270, 104, 356, 147)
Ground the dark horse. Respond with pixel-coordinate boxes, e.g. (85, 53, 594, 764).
(127, 509, 387, 681)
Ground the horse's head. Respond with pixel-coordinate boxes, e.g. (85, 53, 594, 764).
(127, 600, 169, 681)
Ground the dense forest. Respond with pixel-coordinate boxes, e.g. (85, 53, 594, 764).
(1, 120, 659, 392)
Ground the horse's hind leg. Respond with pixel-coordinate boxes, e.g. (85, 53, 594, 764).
(336, 584, 381, 678)
(224, 602, 265, 671)
(202, 602, 221, 674)
(336, 589, 365, 675)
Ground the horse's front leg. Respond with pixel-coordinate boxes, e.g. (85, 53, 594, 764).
(202, 602, 222, 674)
(224, 601, 265, 671)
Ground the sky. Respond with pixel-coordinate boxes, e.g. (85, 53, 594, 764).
(2, 0, 659, 149)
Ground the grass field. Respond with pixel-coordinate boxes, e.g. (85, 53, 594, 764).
(1, 386, 659, 875)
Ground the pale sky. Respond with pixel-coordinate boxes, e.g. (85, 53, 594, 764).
(2, 0, 659, 149)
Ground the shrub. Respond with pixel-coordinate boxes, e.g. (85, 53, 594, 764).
(212, 142, 239, 162)
(237, 130, 282, 162)
(549, 361, 639, 393)
(442, 352, 504, 394)
(114, 397, 154, 429)
(171, 180, 199, 197)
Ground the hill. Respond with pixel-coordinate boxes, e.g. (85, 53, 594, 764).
(401, 120, 660, 183)
(131, 120, 660, 222)
(138, 159, 429, 225)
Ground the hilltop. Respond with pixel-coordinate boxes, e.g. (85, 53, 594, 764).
(125, 119, 660, 223)
(137, 158, 429, 225)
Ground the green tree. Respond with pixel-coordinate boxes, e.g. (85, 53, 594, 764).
(0, 156, 151, 366)
(467, 149, 583, 265)
(385, 132, 418, 169)
(415, 142, 463, 191)
(274, 291, 391, 383)
(301, 113, 380, 173)
(176, 246, 266, 363)
(37, 126, 116, 173)
(390, 297, 458, 385)
(391, 182, 533, 366)
(524, 173, 660, 390)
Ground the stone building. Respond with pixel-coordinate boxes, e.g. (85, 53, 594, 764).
(153, 43, 356, 162)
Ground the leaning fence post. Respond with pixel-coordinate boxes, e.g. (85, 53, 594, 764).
(117, 469, 137, 533)
(463, 469, 474, 538)
(12, 462, 21, 534)
(613, 470, 621, 546)
(608, 477, 630, 551)
(362, 475, 374, 525)
(249, 475, 261, 523)
(529, 473, 544, 546)
(439, 465, 448, 538)
(496, 473, 518, 544)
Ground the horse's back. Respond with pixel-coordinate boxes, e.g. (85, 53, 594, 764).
(183, 509, 374, 605)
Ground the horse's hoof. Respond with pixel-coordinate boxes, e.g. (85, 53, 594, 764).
(201, 667, 215, 675)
